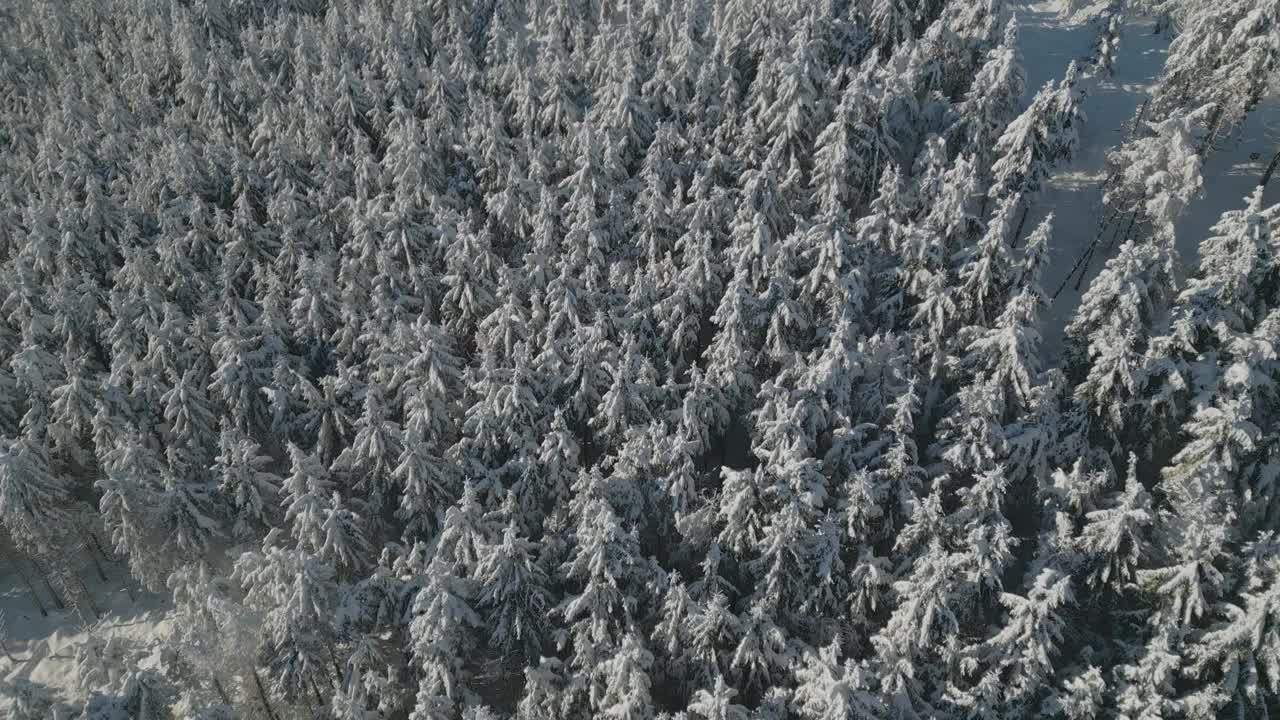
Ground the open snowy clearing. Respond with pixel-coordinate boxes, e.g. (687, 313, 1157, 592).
(1, 558, 173, 715)
(1018, 0, 1280, 355)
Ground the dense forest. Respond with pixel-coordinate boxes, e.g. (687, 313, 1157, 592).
(0, 0, 1278, 717)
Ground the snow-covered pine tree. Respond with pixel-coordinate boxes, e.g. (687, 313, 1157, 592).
(951, 17, 1026, 170)
(0, 433, 71, 556)
(474, 518, 551, 664)
(213, 425, 281, 542)
(1066, 236, 1181, 455)
(558, 492, 651, 716)
(407, 554, 481, 719)
(1152, 0, 1280, 148)
(333, 383, 403, 516)
(233, 528, 342, 707)
(1142, 188, 1280, 449)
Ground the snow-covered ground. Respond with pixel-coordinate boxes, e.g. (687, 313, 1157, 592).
(1020, 0, 1280, 356)
(1, 1, 1276, 713)
(1, 558, 174, 714)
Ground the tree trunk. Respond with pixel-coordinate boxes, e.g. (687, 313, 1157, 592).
(76, 575, 101, 619)
(84, 530, 110, 581)
(1112, 210, 1138, 252)
(99, 531, 137, 603)
(1198, 105, 1224, 157)
(1131, 99, 1149, 137)
(1054, 233, 1104, 299)
(86, 544, 109, 582)
(1261, 150, 1280, 189)
(89, 531, 115, 563)
(30, 558, 66, 610)
(1074, 244, 1097, 291)
(212, 675, 232, 706)
(15, 561, 48, 617)
(1012, 201, 1031, 248)
(253, 669, 281, 720)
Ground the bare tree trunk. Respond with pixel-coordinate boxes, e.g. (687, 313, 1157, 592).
(89, 531, 114, 562)
(15, 561, 48, 617)
(30, 557, 66, 609)
(1198, 105, 1224, 157)
(93, 530, 137, 603)
(1055, 226, 1110, 299)
(75, 576, 101, 619)
(1261, 150, 1280, 189)
(83, 529, 109, 582)
(47, 561, 98, 622)
(0, 611, 15, 663)
(212, 675, 232, 706)
(1070, 206, 1136, 294)
(1074, 244, 1097, 291)
(86, 547, 109, 583)
(1012, 201, 1031, 248)
(253, 669, 281, 720)
(1092, 206, 1122, 248)
(1110, 210, 1138, 253)
(1131, 99, 1149, 136)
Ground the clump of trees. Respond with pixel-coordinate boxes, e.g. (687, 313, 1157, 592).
(0, 0, 1277, 718)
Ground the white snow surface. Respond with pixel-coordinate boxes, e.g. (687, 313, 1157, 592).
(1, 0, 1277, 712)
(1, 558, 174, 714)
(1018, 0, 1280, 356)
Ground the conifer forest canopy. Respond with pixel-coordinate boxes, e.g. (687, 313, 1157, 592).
(0, 0, 1279, 717)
